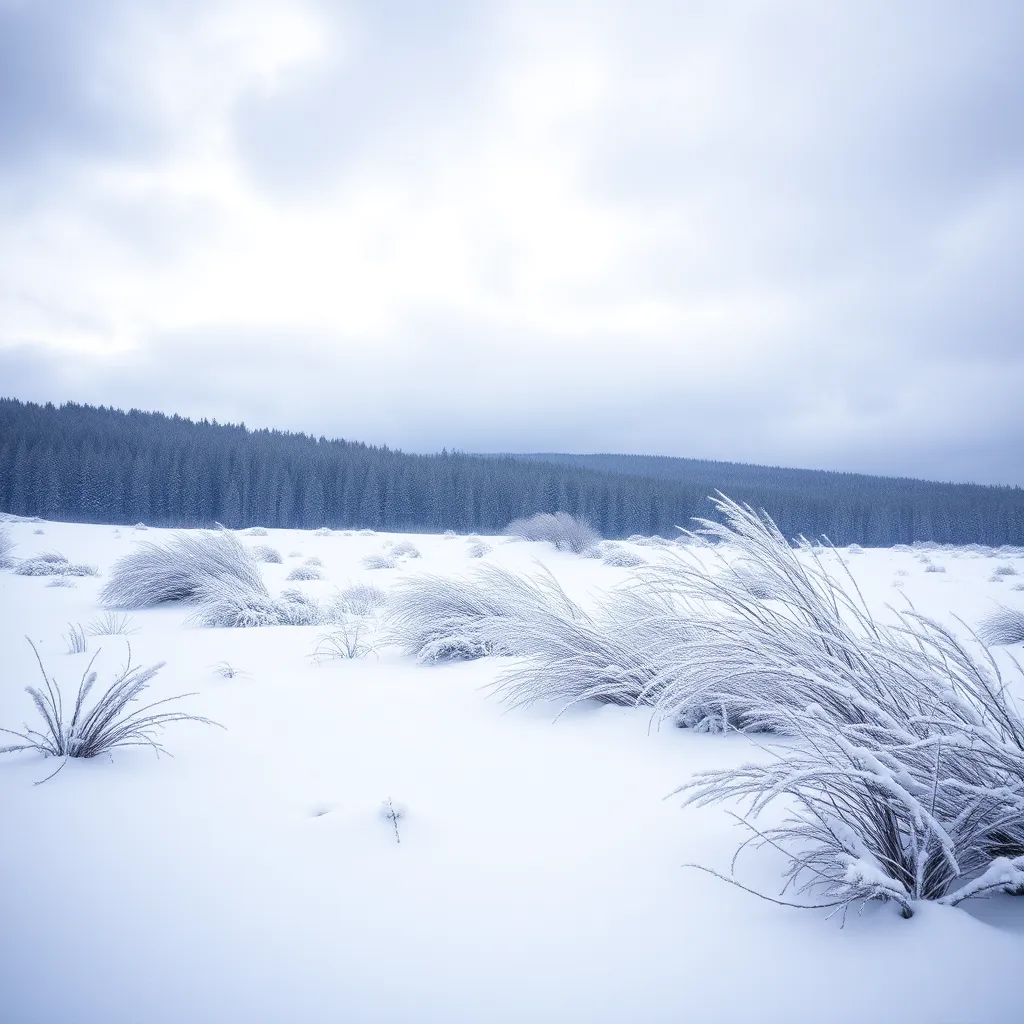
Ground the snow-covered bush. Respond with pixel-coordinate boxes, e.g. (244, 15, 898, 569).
(357, 529, 376, 536)
(33, 528, 44, 535)
(846, 543, 864, 554)
(993, 564, 1018, 576)
(0, 641, 219, 770)
(286, 565, 324, 581)
(504, 512, 600, 554)
(241, 527, 268, 537)
(251, 544, 283, 564)
(390, 540, 421, 559)
(15, 552, 98, 577)
(655, 495, 1024, 917)
(101, 531, 267, 609)
(891, 544, 913, 552)
(362, 554, 397, 570)
(443, 530, 458, 539)
(601, 547, 646, 568)
(134, 522, 149, 531)
(304, 555, 323, 567)
(977, 608, 1024, 646)
(925, 563, 947, 573)
(313, 528, 333, 537)
(45, 578, 76, 588)
(467, 541, 492, 558)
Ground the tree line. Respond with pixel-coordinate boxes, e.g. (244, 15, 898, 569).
(2, 397, 1023, 545)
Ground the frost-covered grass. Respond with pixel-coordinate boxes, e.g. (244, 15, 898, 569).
(311, 617, 375, 661)
(286, 565, 324, 582)
(0, 641, 218, 770)
(14, 551, 99, 577)
(650, 496, 1024, 916)
(467, 540, 492, 558)
(383, 565, 579, 664)
(85, 612, 138, 637)
(601, 546, 646, 568)
(977, 607, 1024, 646)
(491, 583, 680, 710)
(390, 540, 421, 559)
(63, 623, 88, 654)
(362, 553, 397, 570)
(504, 511, 600, 554)
(251, 544, 283, 563)
(333, 582, 387, 616)
(101, 531, 267, 609)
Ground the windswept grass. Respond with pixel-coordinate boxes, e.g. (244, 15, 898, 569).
(101, 531, 267, 609)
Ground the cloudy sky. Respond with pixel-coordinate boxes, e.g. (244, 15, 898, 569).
(1, 0, 1022, 485)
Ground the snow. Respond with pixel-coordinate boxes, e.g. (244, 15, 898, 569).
(2, 522, 1024, 1022)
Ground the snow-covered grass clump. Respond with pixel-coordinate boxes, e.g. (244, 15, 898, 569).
(504, 512, 599, 554)
(362, 553, 397, 570)
(101, 531, 267, 609)
(601, 545, 646, 568)
(250, 544, 283, 564)
(383, 566, 575, 664)
(0, 641, 218, 768)
(977, 608, 1024, 646)
(240, 526, 268, 537)
(467, 540, 492, 558)
(333, 582, 387, 616)
(286, 565, 324, 582)
(14, 551, 99, 577)
(390, 540, 421, 559)
(653, 496, 1024, 917)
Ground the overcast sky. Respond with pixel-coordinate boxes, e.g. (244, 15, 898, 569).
(1, 0, 1022, 485)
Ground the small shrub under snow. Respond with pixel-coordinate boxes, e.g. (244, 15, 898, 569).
(286, 565, 324, 582)
(467, 541, 492, 558)
(362, 554, 397, 570)
(601, 547, 647, 568)
(390, 540, 421, 559)
(251, 544, 283, 564)
(504, 512, 599, 554)
(241, 527, 268, 537)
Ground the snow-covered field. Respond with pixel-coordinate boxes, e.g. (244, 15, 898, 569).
(3, 517, 1024, 1024)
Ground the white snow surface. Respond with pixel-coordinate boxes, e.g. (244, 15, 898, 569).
(2, 522, 1024, 1023)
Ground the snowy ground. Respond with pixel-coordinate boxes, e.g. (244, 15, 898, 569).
(2, 519, 1024, 1023)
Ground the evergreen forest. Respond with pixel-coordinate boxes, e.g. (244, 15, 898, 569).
(2, 397, 1023, 545)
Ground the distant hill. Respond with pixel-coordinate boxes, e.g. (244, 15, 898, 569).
(2, 397, 1024, 544)
(507, 451, 947, 494)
